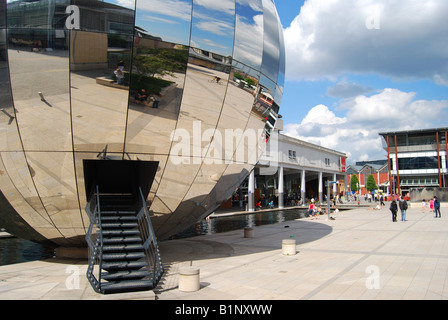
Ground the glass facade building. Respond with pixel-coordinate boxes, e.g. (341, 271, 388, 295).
(379, 128, 448, 196)
(0, 0, 285, 246)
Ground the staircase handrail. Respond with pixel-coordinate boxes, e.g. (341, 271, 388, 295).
(85, 185, 103, 293)
(136, 187, 164, 286)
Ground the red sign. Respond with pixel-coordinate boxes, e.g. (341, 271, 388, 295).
(340, 157, 346, 172)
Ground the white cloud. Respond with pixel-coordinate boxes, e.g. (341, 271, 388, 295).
(283, 0, 448, 84)
(284, 89, 448, 162)
(194, 0, 235, 15)
(326, 80, 374, 98)
(135, 0, 193, 21)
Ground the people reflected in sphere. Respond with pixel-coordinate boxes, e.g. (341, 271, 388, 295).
(134, 88, 149, 104)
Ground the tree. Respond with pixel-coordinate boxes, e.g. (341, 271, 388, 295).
(350, 174, 360, 192)
(366, 174, 378, 192)
(132, 47, 188, 82)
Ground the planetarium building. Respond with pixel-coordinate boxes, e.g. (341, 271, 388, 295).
(0, 0, 285, 250)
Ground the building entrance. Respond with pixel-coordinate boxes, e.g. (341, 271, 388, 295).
(82, 160, 159, 201)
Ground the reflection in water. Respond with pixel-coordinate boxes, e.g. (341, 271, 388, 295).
(173, 209, 309, 239)
(0, 237, 54, 266)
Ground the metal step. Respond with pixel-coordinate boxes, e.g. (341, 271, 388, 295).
(102, 236, 142, 244)
(102, 252, 146, 261)
(102, 229, 140, 237)
(101, 215, 137, 222)
(100, 279, 153, 294)
(101, 210, 136, 216)
(101, 222, 138, 229)
(102, 243, 144, 252)
(101, 269, 150, 281)
(102, 260, 148, 271)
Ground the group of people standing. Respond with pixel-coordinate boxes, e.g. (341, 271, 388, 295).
(389, 196, 441, 222)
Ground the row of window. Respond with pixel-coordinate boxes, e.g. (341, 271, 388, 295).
(400, 178, 439, 186)
(385, 132, 447, 148)
(288, 150, 331, 166)
(391, 156, 442, 170)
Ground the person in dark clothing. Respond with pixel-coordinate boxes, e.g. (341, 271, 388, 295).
(380, 195, 385, 206)
(390, 199, 398, 222)
(134, 89, 148, 104)
(399, 197, 408, 221)
(434, 196, 441, 218)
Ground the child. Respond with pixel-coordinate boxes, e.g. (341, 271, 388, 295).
(421, 199, 428, 213)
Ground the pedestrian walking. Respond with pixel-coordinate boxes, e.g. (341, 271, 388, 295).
(308, 199, 317, 220)
(399, 197, 408, 221)
(434, 196, 441, 218)
(421, 199, 428, 213)
(380, 195, 385, 206)
(390, 199, 398, 222)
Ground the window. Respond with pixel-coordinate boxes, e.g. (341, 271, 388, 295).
(325, 158, 330, 166)
(398, 156, 440, 170)
(288, 150, 296, 160)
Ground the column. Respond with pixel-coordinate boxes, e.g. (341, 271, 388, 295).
(318, 171, 323, 203)
(436, 132, 442, 187)
(248, 170, 255, 212)
(344, 174, 348, 197)
(333, 173, 337, 196)
(278, 165, 284, 209)
(394, 135, 401, 195)
(301, 169, 306, 205)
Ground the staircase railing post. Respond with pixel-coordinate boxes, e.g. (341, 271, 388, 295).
(138, 187, 164, 286)
(86, 184, 104, 293)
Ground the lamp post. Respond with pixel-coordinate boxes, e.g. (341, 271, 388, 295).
(327, 180, 337, 220)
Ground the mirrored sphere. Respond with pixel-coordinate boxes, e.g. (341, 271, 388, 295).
(0, 0, 285, 246)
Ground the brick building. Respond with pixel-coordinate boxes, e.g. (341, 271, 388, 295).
(347, 160, 389, 196)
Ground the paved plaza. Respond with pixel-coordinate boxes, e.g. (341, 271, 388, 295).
(0, 204, 447, 300)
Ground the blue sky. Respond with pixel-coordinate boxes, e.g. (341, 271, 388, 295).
(275, 0, 448, 164)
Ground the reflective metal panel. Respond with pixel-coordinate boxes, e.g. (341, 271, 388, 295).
(134, 0, 192, 46)
(256, 74, 279, 137)
(8, 28, 71, 151)
(275, 7, 286, 105)
(26, 151, 83, 243)
(0, 29, 22, 151)
(190, 0, 235, 57)
(7, 0, 70, 29)
(234, 0, 263, 71)
(218, 65, 259, 164)
(153, 0, 236, 217)
(70, 29, 130, 153)
(0, 151, 52, 224)
(125, 36, 187, 155)
(261, 0, 280, 83)
(0, 151, 73, 243)
(72, 0, 135, 34)
(70, 1, 134, 153)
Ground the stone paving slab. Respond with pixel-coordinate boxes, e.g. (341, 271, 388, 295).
(0, 205, 447, 301)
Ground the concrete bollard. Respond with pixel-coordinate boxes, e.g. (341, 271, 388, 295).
(282, 239, 297, 256)
(178, 267, 200, 292)
(244, 227, 254, 238)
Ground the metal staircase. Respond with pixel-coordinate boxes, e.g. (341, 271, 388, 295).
(86, 186, 164, 294)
